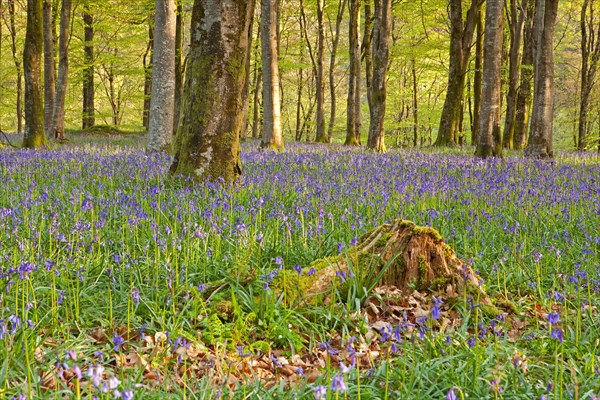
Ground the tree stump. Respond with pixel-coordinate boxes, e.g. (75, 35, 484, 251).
(275, 219, 493, 308)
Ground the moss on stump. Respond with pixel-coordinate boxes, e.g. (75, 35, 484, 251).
(274, 219, 494, 309)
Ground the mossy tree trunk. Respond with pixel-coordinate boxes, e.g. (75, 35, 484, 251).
(82, 3, 95, 130)
(169, 0, 255, 183)
(50, 0, 72, 141)
(42, 0, 55, 137)
(314, 0, 327, 143)
(345, 0, 361, 146)
(276, 219, 491, 307)
(23, 0, 46, 149)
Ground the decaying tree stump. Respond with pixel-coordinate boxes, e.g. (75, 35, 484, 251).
(275, 219, 493, 308)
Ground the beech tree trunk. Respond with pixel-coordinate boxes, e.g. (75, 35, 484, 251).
(328, 0, 346, 143)
(435, 0, 482, 147)
(172, 0, 183, 136)
(475, 0, 503, 158)
(578, 0, 600, 151)
(261, 0, 284, 151)
(314, 0, 327, 143)
(239, 7, 255, 140)
(169, 0, 255, 182)
(367, 0, 391, 152)
(50, 0, 72, 141)
(502, 0, 525, 149)
(82, 3, 95, 129)
(42, 0, 55, 136)
(23, 0, 46, 148)
(8, 0, 23, 133)
(146, 0, 176, 153)
(514, 0, 534, 150)
(472, 10, 483, 145)
(142, 22, 154, 130)
(525, 0, 558, 159)
(345, 0, 361, 145)
(364, 0, 372, 113)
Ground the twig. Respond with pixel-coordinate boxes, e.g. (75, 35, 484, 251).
(0, 130, 19, 149)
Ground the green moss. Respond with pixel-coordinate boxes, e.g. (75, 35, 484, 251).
(430, 276, 451, 291)
(412, 225, 444, 242)
(479, 303, 503, 318)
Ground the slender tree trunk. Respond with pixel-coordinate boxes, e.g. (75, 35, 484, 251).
(475, 0, 503, 158)
(514, 0, 534, 150)
(578, 0, 600, 151)
(43, 0, 55, 136)
(314, 0, 327, 142)
(261, 0, 283, 150)
(251, 22, 262, 140)
(412, 58, 419, 147)
(240, 7, 255, 140)
(142, 22, 154, 130)
(0, 0, 2, 133)
(502, 0, 525, 149)
(295, 24, 305, 141)
(147, 0, 176, 153)
(23, 0, 46, 148)
(50, 0, 72, 141)
(170, 0, 255, 182)
(328, 0, 346, 143)
(8, 0, 23, 133)
(367, 0, 390, 152)
(435, 0, 482, 147)
(471, 7, 483, 146)
(82, 3, 95, 129)
(172, 0, 183, 135)
(364, 0, 373, 112)
(345, 0, 361, 145)
(525, 0, 558, 158)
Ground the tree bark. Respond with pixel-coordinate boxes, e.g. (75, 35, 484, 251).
(364, 0, 373, 114)
(514, 0, 534, 150)
(525, 0, 558, 159)
(8, 0, 23, 133)
(142, 22, 154, 130)
(345, 0, 361, 145)
(314, 0, 327, 143)
(23, 0, 46, 148)
(146, 0, 176, 153)
(82, 3, 95, 129)
(260, 0, 284, 151)
(328, 0, 346, 143)
(471, 10, 483, 145)
(367, 0, 391, 152)
(502, 0, 525, 150)
(172, 0, 183, 136)
(170, 0, 255, 182)
(239, 6, 255, 140)
(435, 0, 482, 147)
(50, 0, 71, 141)
(578, 0, 600, 151)
(42, 0, 55, 136)
(251, 23, 262, 140)
(475, 0, 503, 158)
(412, 58, 419, 147)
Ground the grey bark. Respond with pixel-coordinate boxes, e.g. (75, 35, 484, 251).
(23, 0, 46, 148)
(142, 22, 154, 130)
(525, 0, 558, 158)
(502, 0, 525, 149)
(172, 0, 183, 136)
(147, 0, 176, 153)
(170, 0, 255, 182)
(314, 0, 327, 142)
(50, 0, 71, 141)
(435, 0, 482, 146)
(82, 4, 95, 129)
(514, 0, 534, 150)
(8, 0, 23, 133)
(367, 0, 391, 152)
(472, 10, 483, 145)
(345, 0, 361, 145)
(43, 0, 55, 136)
(475, 0, 503, 158)
(328, 0, 346, 143)
(260, 0, 283, 150)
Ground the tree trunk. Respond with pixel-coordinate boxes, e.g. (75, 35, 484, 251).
(50, 0, 72, 141)
(364, 0, 373, 113)
(472, 10, 483, 145)
(239, 7, 255, 141)
(295, 25, 305, 142)
(146, 0, 176, 153)
(314, 0, 327, 143)
(251, 29, 262, 141)
(260, 0, 284, 150)
(172, 0, 183, 136)
(169, 0, 255, 182)
(578, 0, 600, 151)
(142, 22, 154, 130)
(412, 58, 419, 147)
(435, 0, 482, 147)
(82, 3, 95, 129)
(345, 0, 361, 145)
(367, 0, 391, 152)
(525, 0, 558, 159)
(328, 0, 346, 143)
(475, 0, 503, 158)
(23, 0, 46, 148)
(502, 0, 525, 150)
(8, 0, 23, 133)
(514, 0, 534, 150)
(43, 0, 55, 136)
